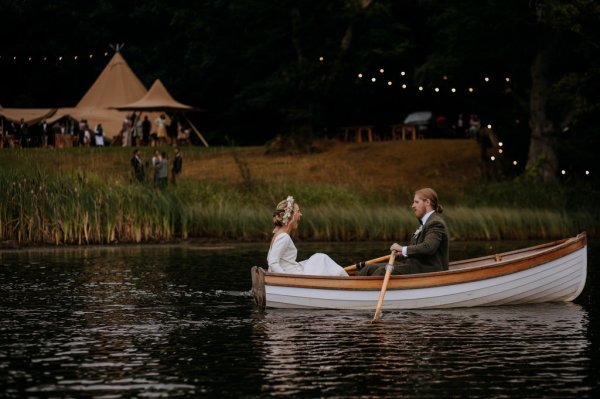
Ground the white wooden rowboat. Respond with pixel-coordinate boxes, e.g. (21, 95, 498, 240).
(251, 232, 587, 310)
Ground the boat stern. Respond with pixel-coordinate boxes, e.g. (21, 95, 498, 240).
(251, 266, 266, 309)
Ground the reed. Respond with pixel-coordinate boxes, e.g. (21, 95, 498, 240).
(0, 146, 597, 245)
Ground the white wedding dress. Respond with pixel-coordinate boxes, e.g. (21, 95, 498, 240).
(267, 233, 348, 276)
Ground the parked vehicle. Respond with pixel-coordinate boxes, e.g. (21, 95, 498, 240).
(403, 110, 464, 138)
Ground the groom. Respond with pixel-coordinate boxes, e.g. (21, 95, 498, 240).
(359, 187, 449, 276)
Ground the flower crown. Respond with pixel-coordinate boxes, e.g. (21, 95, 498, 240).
(282, 196, 295, 226)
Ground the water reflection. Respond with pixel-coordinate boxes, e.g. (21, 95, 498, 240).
(0, 241, 598, 398)
(253, 303, 590, 397)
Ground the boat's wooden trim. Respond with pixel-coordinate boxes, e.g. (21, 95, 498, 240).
(449, 234, 584, 268)
(251, 266, 266, 309)
(261, 233, 587, 291)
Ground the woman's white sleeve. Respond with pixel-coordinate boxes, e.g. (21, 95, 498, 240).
(267, 235, 288, 273)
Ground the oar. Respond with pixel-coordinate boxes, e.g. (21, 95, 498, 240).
(372, 251, 398, 322)
(344, 255, 391, 271)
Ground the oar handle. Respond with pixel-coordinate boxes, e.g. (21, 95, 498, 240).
(344, 255, 391, 271)
(372, 251, 398, 322)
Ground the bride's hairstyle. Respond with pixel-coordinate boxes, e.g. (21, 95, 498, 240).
(415, 188, 443, 214)
(272, 196, 295, 228)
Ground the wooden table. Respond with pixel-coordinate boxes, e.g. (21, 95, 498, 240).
(341, 125, 375, 143)
(390, 123, 417, 141)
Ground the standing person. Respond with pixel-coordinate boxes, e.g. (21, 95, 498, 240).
(18, 118, 29, 147)
(456, 113, 465, 137)
(267, 196, 349, 276)
(142, 115, 151, 146)
(155, 114, 168, 146)
(172, 147, 183, 185)
(157, 151, 169, 189)
(359, 188, 449, 276)
(167, 114, 178, 146)
(94, 123, 105, 146)
(121, 115, 133, 147)
(40, 119, 51, 148)
(131, 148, 145, 183)
(152, 150, 162, 187)
(468, 114, 481, 138)
(133, 116, 143, 147)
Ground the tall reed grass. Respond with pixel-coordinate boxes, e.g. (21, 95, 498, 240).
(0, 148, 596, 245)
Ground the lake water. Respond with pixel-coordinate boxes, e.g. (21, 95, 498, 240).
(1, 239, 598, 398)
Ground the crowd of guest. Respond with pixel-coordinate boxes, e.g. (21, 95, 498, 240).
(0, 113, 192, 149)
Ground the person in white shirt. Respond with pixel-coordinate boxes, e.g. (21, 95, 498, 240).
(267, 196, 348, 276)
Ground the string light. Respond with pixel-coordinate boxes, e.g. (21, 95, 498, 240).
(484, 77, 490, 82)
(561, 170, 566, 175)
(371, 77, 376, 82)
(434, 87, 440, 92)
(358, 73, 363, 78)
(1, 52, 114, 63)
(586, 170, 590, 175)
(379, 68, 384, 73)
(319, 56, 324, 61)
(387, 81, 392, 86)
(487, 124, 492, 129)
(418, 86, 424, 91)
(402, 84, 407, 89)
(490, 156, 496, 161)
(513, 160, 518, 166)
(468, 87, 474, 93)
(451, 88, 456, 93)
(400, 71, 406, 76)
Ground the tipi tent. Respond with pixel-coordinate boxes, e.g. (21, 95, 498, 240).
(46, 51, 153, 138)
(113, 79, 208, 146)
(0, 107, 55, 125)
(113, 79, 196, 111)
(77, 51, 147, 109)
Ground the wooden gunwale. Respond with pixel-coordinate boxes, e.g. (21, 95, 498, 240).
(261, 233, 586, 291)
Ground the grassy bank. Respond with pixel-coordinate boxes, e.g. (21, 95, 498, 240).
(0, 141, 597, 246)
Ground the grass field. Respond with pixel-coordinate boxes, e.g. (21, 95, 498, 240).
(0, 139, 596, 246)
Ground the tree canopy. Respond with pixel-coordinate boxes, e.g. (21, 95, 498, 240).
(1, 0, 598, 180)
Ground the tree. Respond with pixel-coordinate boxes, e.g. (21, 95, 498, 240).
(419, 0, 600, 182)
(526, 0, 600, 182)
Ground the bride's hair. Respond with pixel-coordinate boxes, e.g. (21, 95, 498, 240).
(273, 196, 295, 228)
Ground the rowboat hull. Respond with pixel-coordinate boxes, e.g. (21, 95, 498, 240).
(251, 233, 587, 310)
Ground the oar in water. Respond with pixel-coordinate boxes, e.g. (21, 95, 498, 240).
(344, 255, 391, 271)
(372, 251, 398, 322)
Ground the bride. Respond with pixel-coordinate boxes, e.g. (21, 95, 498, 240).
(267, 196, 349, 276)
